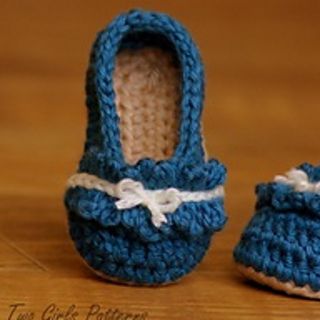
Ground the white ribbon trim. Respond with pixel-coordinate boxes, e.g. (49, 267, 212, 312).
(67, 173, 225, 228)
(274, 168, 320, 193)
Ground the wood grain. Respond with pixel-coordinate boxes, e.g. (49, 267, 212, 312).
(1, 1, 320, 319)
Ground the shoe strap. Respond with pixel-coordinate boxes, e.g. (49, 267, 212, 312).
(67, 172, 224, 228)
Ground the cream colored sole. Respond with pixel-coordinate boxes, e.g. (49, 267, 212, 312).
(237, 264, 320, 300)
(91, 268, 178, 287)
(80, 254, 178, 287)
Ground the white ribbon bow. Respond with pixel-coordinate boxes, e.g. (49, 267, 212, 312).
(67, 173, 224, 228)
(115, 179, 181, 227)
(274, 168, 320, 193)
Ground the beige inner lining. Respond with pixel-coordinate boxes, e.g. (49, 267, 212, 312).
(114, 47, 180, 164)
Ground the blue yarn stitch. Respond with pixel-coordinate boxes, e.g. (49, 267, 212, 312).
(234, 163, 320, 292)
(65, 9, 227, 285)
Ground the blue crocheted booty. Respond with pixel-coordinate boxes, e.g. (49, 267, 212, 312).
(64, 9, 227, 285)
(234, 163, 320, 297)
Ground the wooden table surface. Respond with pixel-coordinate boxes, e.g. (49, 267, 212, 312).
(1, 1, 320, 319)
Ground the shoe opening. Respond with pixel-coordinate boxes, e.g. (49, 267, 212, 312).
(114, 32, 181, 165)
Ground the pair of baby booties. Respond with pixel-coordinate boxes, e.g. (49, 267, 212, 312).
(64, 9, 320, 299)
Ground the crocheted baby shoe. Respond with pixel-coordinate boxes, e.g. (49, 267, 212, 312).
(64, 9, 227, 285)
(234, 163, 320, 299)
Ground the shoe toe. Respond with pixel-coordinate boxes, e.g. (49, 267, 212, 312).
(234, 166, 320, 294)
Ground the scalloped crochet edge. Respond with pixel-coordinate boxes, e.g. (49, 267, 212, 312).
(236, 264, 320, 300)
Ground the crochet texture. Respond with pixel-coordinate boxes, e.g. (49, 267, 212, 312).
(64, 9, 227, 285)
(234, 163, 320, 298)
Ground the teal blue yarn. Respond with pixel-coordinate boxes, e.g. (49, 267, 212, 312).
(234, 163, 320, 292)
(64, 9, 227, 285)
